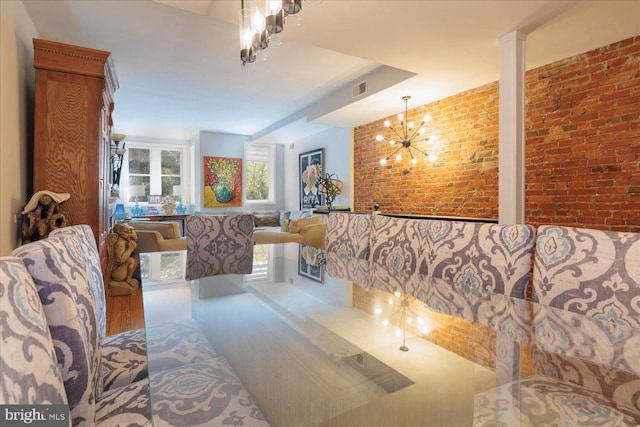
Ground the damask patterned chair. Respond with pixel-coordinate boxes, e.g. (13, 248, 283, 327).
(324, 212, 373, 260)
(10, 229, 270, 426)
(0, 257, 68, 405)
(369, 215, 426, 283)
(10, 234, 151, 425)
(50, 225, 216, 392)
(531, 225, 640, 415)
(325, 251, 371, 290)
(419, 220, 536, 299)
(474, 225, 640, 425)
(532, 225, 640, 323)
(186, 214, 255, 280)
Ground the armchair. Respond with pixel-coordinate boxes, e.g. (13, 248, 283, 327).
(127, 221, 187, 253)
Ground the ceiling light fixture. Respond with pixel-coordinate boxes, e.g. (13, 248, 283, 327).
(240, 0, 302, 70)
(377, 96, 437, 167)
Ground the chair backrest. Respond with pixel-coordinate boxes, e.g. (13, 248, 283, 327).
(532, 225, 640, 327)
(50, 224, 107, 337)
(325, 212, 372, 260)
(420, 221, 536, 299)
(369, 215, 425, 278)
(186, 214, 255, 280)
(11, 235, 102, 426)
(531, 225, 640, 413)
(0, 257, 68, 405)
(325, 251, 371, 289)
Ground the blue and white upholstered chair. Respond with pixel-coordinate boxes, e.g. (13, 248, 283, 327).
(185, 214, 255, 280)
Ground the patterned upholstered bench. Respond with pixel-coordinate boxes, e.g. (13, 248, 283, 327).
(3, 225, 269, 426)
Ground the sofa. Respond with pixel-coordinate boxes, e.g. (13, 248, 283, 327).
(126, 220, 187, 252)
(194, 209, 313, 230)
(254, 214, 327, 249)
(193, 209, 327, 249)
(1, 224, 270, 426)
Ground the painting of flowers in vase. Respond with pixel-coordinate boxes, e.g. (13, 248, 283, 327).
(299, 148, 324, 209)
(203, 156, 242, 207)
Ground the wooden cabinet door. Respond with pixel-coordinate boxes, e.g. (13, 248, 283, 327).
(33, 38, 118, 281)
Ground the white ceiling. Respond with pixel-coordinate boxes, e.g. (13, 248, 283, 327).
(21, 0, 640, 142)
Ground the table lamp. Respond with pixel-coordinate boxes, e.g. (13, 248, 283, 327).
(130, 185, 146, 217)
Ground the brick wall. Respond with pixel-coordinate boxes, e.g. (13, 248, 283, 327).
(353, 36, 640, 232)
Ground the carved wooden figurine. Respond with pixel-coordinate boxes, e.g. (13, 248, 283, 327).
(107, 223, 139, 296)
(21, 190, 71, 243)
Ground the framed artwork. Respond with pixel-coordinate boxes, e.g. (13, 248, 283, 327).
(299, 148, 324, 209)
(203, 156, 243, 207)
(148, 195, 162, 204)
(298, 244, 324, 283)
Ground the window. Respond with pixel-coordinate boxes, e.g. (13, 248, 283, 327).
(139, 252, 186, 286)
(244, 245, 273, 285)
(122, 143, 185, 205)
(244, 143, 275, 203)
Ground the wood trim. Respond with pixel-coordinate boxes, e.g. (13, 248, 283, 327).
(33, 38, 119, 94)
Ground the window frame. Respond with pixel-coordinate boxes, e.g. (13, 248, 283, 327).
(120, 141, 188, 207)
(244, 142, 276, 204)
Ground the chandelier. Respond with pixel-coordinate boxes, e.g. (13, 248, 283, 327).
(374, 291, 427, 352)
(377, 96, 437, 167)
(240, 0, 302, 69)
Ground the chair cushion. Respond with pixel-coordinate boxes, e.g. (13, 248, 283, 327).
(101, 320, 217, 393)
(147, 360, 270, 427)
(0, 257, 68, 405)
(94, 377, 151, 426)
(473, 377, 640, 426)
(289, 210, 312, 220)
(253, 211, 281, 227)
(289, 215, 323, 234)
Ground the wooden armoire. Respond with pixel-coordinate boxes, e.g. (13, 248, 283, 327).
(33, 39, 119, 290)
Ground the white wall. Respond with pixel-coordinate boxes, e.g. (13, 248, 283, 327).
(0, 1, 38, 255)
(283, 127, 352, 212)
(196, 131, 285, 212)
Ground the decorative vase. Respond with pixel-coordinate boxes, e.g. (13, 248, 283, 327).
(163, 204, 176, 215)
(213, 182, 233, 203)
(114, 203, 125, 221)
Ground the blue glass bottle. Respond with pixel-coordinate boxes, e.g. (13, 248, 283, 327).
(114, 203, 125, 221)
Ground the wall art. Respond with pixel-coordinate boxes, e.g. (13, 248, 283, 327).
(299, 148, 324, 209)
(203, 156, 243, 207)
